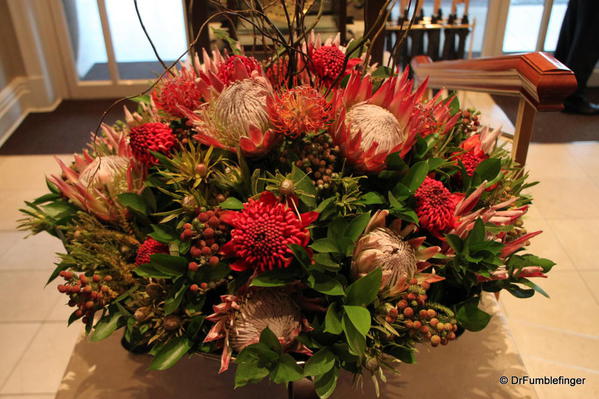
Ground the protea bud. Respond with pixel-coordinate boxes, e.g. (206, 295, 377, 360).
(79, 155, 130, 194)
(230, 288, 303, 352)
(352, 210, 441, 295)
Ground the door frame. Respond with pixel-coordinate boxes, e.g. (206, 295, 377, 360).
(47, 0, 189, 99)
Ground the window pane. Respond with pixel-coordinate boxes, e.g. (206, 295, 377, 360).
(503, 0, 544, 53)
(544, 0, 568, 52)
(62, 0, 109, 81)
(105, 0, 188, 80)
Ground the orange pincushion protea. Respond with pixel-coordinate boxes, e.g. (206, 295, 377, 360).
(267, 85, 332, 138)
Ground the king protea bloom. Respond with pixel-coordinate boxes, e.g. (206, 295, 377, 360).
(49, 125, 145, 222)
(204, 288, 311, 373)
(220, 192, 318, 273)
(352, 210, 441, 296)
(330, 69, 446, 172)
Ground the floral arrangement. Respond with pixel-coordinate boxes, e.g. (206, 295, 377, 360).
(20, 32, 554, 397)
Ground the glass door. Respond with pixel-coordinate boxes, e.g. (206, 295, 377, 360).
(50, 0, 189, 98)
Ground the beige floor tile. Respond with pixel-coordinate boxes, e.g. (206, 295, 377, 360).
(526, 144, 586, 180)
(0, 271, 63, 322)
(0, 189, 49, 231)
(579, 271, 599, 306)
(1, 323, 83, 395)
(0, 323, 41, 388)
(500, 270, 599, 336)
(524, 176, 599, 219)
(521, 218, 575, 271)
(0, 231, 64, 271)
(0, 232, 22, 260)
(567, 141, 599, 179)
(0, 395, 56, 399)
(508, 321, 599, 372)
(521, 356, 599, 399)
(548, 219, 599, 271)
(0, 155, 69, 191)
(45, 298, 75, 323)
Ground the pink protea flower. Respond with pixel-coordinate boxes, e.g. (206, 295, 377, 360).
(220, 192, 318, 273)
(204, 288, 311, 373)
(135, 237, 169, 265)
(128, 122, 177, 166)
(329, 69, 439, 172)
(352, 210, 442, 296)
(412, 92, 459, 138)
(48, 125, 145, 222)
(266, 85, 332, 138)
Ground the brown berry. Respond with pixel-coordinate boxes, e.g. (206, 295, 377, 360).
(208, 256, 220, 266)
(403, 307, 414, 317)
(431, 335, 441, 346)
(163, 315, 181, 331)
(188, 262, 199, 271)
(189, 284, 199, 292)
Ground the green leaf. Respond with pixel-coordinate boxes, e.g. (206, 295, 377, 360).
(324, 304, 343, 335)
(164, 282, 187, 315)
(260, 327, 282, 352)
(345, 269, 382, 306)
(133, 264, 174, 279)
(117, 193, 147, 215)
(385, 344, 416, 363)
(314, 367, 339, 399)
(343, 305, 371, 336)
(313, 253, 340, 269)
(506, 283, 535, 298)
(456, 299, 492, 331)
(342, 313, 366, 356)
(289, 243, 311, 268)
(520, 279, 549, 298)
(392, 182, 412, 200)
(308, 272, 345, 296)
(149, 224, 177, 244)
(149, 337, 192, 370)
(304, 348, 336, 377)
(46, 264, 69, 285)
(361, 192, 386, 205)
(401, 161, 428, 192)
(346, 213, 371, 243)
(219, 197, 244, 210)
(446, 234, 463, 253)
(314, 197, 335, 213)
(250, 267, 299, 287)
(150, 254, 187, 276)
(271, 353, 303, 384)
(448, 96, 460, 115)
(91, 311, 123, 341)
(475, 158, 501, 182)
(234, 344, 274, 388)
(385, 152, 408, 171)
(310, 238, 339, 253)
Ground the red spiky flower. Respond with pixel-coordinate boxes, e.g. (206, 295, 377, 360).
(220, 192, 318, 273)
(135, 237, 169, 265)
(217, 55, 261, 85)
(129, 122, 177, 166)
(267, 85, 332, 138)
(312, 45, 346, 81)
(151, 66, 204, 118)
(415, 177, 461, 235)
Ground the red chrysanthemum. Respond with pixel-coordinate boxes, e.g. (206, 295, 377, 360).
(415, 177, 459, 234)
(151, 67, 203, 118)
(221, 192, 318, 273)
(217, 55, 261, 86)
(129, 122, 177, 166)
(135, 237, 169, 265)
(267, 86, 332, 138)
(311, 45, 346, 81)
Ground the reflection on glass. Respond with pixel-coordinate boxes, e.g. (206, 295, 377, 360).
(503, 0, 544, 53)
(62, 0, 109, 81)
(544, 0, 568, 52)
(105, 0, 187, 80)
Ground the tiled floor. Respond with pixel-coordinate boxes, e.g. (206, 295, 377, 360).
(0, 143, 598, 398)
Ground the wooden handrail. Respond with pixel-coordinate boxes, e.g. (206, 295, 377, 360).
(410, 52, 577, 165)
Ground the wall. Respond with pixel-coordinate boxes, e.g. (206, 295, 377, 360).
(0, 0, 25, 89)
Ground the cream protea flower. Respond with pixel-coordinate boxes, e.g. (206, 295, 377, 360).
(178, 50, 279, 157)
(352, 210, 441, 296)
(49, 125, 144, 222)
(204, 288, 310, 373)
(331, 69, 454, 172)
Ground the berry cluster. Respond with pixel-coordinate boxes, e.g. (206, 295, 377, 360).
(289, 134, 339, 191)
(180, 208, 231, 269)
(461, 110, 480, 134)
(57, 271, 116, 324)
(389, 279, 458, 347)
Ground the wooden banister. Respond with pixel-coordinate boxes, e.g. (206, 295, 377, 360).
(411, 52, 577, 165)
